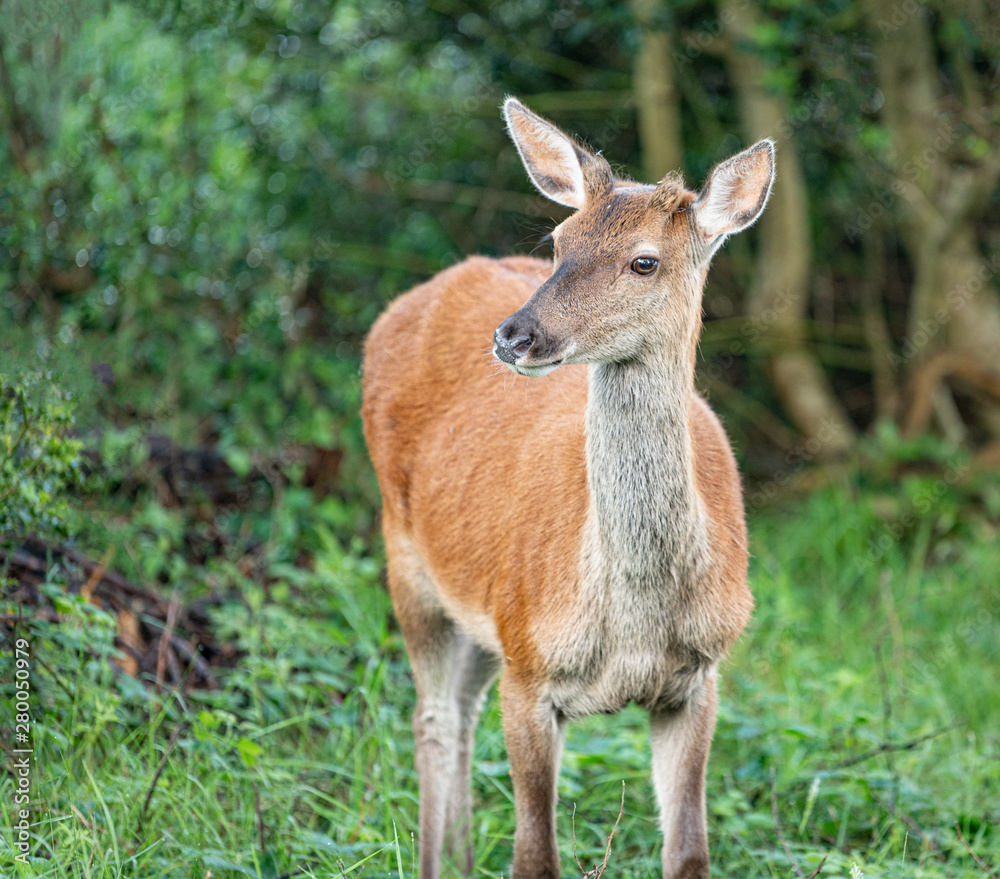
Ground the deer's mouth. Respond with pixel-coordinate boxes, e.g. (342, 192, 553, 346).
(505, 357, 563, 377)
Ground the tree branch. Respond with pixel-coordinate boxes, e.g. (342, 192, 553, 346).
(955, 822, 999, 879)
(828, 723, 961, 772)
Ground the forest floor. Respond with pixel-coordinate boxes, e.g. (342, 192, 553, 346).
(2, 439, 999, 879)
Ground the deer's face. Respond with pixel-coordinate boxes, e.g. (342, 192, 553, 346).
(493, 98, 774, 376)
(494, 182, 699, 375)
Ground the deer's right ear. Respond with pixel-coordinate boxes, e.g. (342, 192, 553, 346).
(692, 139, 775, 247)
(504, 97, 589, 210)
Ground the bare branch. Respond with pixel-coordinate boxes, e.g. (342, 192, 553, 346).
(903, 352, 1000, 438)
(136, 720, 187, 839)
(156, 592, 180, 690)
(572, 802, 585, 876)
(955, 823, 999, 879)
(828, 723, 962, 772)
(572, 782, 627, 879)
(805, 855, 828, 879)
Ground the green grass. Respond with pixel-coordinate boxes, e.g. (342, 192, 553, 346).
(2, 461, 999, 878)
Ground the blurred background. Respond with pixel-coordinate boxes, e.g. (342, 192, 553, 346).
(4, 0, 1000, 499)
(1, 1, 999, 877)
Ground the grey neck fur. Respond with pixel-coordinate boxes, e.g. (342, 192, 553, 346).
(583, 345, 708, 591)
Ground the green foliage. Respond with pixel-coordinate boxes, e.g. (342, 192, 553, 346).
(0, 361, 83, 541)
(2, 1, 999, 876)
(2, 3, 389, 528)
(1, 497, 410, 877)
(0, 0, 641, 486)
(3, 475, 998, 877)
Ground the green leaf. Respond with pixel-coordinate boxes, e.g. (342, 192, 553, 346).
(236, 737, 264, 767)
(224, 446, 253, 478)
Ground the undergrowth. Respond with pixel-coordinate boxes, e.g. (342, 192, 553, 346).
(1, 413, 998, 878)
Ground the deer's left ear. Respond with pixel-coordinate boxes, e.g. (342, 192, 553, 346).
(692, 140, 775, 246)
(503, 96, 593, 210)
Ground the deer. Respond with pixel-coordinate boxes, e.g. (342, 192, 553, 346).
(361, 97, 774, 879)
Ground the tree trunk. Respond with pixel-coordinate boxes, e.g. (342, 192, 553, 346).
(866, 0, 1000, 436)
(630, 0, 683, 179)
(860, 232, 900, 422)
(720, 0, 855, 457)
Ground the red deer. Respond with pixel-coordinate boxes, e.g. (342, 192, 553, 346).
(362, 97, 773, 879)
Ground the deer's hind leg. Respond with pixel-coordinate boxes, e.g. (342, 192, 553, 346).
(443, 634, 501, 873)
(386, 546, 499, 878)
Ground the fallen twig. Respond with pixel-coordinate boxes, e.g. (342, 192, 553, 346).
(142, 617, 217, 686)
(333, 857, 365, 879)
(253, 780, 266, 851)
(572, 781, 626, 879)
(955, 823, 998, 879)
(26, 536, 169, 612)
(805, 855, 828, 879)
(135, 720, 187, 839)
(868, 789, 931, 847)
(30, 650, 77, 703)
(80, 544, 115, 602)
(0, 609, 58, 623)
(828, 723, 961, 772)
(155, 593, 180, 689)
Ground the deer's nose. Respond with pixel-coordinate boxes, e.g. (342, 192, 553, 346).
(494, 312, 537, 363)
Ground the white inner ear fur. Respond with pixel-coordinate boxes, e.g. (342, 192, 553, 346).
(693, 141, 775, 243)
(504, 99, 587, 210)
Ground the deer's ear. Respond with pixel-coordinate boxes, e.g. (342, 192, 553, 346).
(692, 139, 775, 245)
(503, 97, 591, 210)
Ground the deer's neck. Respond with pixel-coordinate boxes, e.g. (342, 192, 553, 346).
(583, 350, 708, 589)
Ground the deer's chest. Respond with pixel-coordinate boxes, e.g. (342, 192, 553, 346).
(539, 582, 714, 719)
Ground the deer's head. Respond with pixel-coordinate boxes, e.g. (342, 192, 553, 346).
(493, 97, 775, 375)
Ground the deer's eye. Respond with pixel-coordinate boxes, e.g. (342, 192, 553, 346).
(630, 257, 659, 275)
